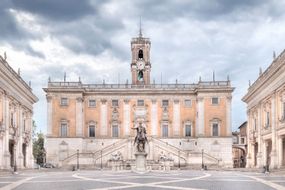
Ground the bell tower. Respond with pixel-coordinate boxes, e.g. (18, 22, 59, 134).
(131, 22, 151, 85)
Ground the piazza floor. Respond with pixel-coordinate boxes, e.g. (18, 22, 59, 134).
(0, 170, 285, 190)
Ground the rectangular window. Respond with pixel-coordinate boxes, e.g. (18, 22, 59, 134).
(185, 124, 191, 137)
(89, 125, 95, 137)
(60, 98, 68, 106)
(162, 124, 168, 137)
(241, 137, 245, 144)
(162, 100, 169, 107)
(60, 123, 67, 137)
(89, 99, 96, 107)
(112, 125, 119, 137)
(185, 99, 192, 107)
(137, 100, 144, 106)
(112, 100, 119, 107)
(254, 118, 257, 131)
(212, 97, 219, 105)
(266, 112, 270, 128)
(212, 123, 218, 136)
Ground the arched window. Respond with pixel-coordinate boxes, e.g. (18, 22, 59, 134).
(138, 49, 143, 59)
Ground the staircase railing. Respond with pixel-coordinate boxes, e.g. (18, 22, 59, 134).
(62, 138, 129, 164)
(151, 137, 187, 160)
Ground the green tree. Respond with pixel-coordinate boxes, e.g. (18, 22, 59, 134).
(33, 132, 46, 165)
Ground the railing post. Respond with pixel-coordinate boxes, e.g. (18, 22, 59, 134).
(77, 149, 79, 170)
(202, 149, 204, 170)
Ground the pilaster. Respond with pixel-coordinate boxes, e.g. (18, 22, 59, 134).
(226, 96, 232, 136)
(151, 99, 158, 136)
(76, 97, 84, 137)
(46, 95, 53, 136)
(197, 97, 204, 136)
(271, 93, 277, 168)
(123, 99, 130, 137)
(100, 99, 108, 136)
(173, 99, 180, 136)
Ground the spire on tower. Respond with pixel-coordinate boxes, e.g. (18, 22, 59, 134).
(139, 17, 142, 38)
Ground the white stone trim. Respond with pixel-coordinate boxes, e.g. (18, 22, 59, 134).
(75, 97, 83, 137)
(151, 100, 158, 136)
(123, 101, 130, 136)
(100, 100, 108, 136)
(173, 100, 180, 136)
(197, 97, 204, 136)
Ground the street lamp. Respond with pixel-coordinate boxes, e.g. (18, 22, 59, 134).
(201, 149, 204, 170)
(178, 142, 181, 170)
(76, 149, 79, 170)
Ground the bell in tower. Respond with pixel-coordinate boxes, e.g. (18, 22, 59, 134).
(130, 21, 151, 85)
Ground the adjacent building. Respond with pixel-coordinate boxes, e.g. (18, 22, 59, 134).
(0, 54, 38, 170)
(44, 31, 234, 168)
(232, 122, 247, 168)
(243, 50, 285, 169)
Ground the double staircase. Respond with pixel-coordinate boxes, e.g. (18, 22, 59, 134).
(61, 137, 222, 170)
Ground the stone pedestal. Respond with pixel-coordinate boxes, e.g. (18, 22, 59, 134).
(134, 152, 148, 173)
(109, 160, 124, 171)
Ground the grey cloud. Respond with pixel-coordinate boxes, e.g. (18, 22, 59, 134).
(11, 0, 97, 21)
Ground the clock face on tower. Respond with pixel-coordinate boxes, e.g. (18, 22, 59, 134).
(137, 60, 145, 70)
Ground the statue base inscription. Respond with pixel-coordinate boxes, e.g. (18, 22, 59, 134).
(133, 152, 148, 173)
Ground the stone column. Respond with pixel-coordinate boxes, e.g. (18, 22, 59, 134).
(100, 99, 108, 136)
(151, 99, 158, 136)
(123, 99, 130, 137)
(257, 104, 263, 168)
(18, 105, 23, 169)
(226, 96, 232, 136)
(0, 92, 4, 169)
(26, 112, 33, 168)
(246, 110, 252, 168)
(271, 94, 277, 168)
(173, 99, 180, 137)
(197, 97, 204, 136)
(76, 97, 84, 137)
(3, 93, 10, 169)
(278, 136, 283, 168)
(46, 95, 53, 136)
(262, 141, 267, 167)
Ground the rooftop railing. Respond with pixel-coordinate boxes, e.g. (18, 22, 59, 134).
(48, 80, 231, 90)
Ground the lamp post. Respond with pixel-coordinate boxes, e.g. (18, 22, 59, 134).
(178, 141, 181, 170)
(201, 149, 204, 170)
(76, 149, 79, 170)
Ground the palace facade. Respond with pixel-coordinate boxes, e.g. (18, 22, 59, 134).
(0, 54, 38, 170)
(44, 32, 234, 169)
(243, 50, 285, 169)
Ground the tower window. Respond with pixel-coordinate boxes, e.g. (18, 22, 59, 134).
(138, 49, 143, 59)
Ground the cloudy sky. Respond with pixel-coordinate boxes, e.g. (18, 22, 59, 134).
(1, 0, 285, 133)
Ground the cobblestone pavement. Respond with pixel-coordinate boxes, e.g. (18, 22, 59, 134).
(0, 170, 285, 190)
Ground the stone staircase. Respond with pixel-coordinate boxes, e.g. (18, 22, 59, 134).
(60, 137, 223, 170)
